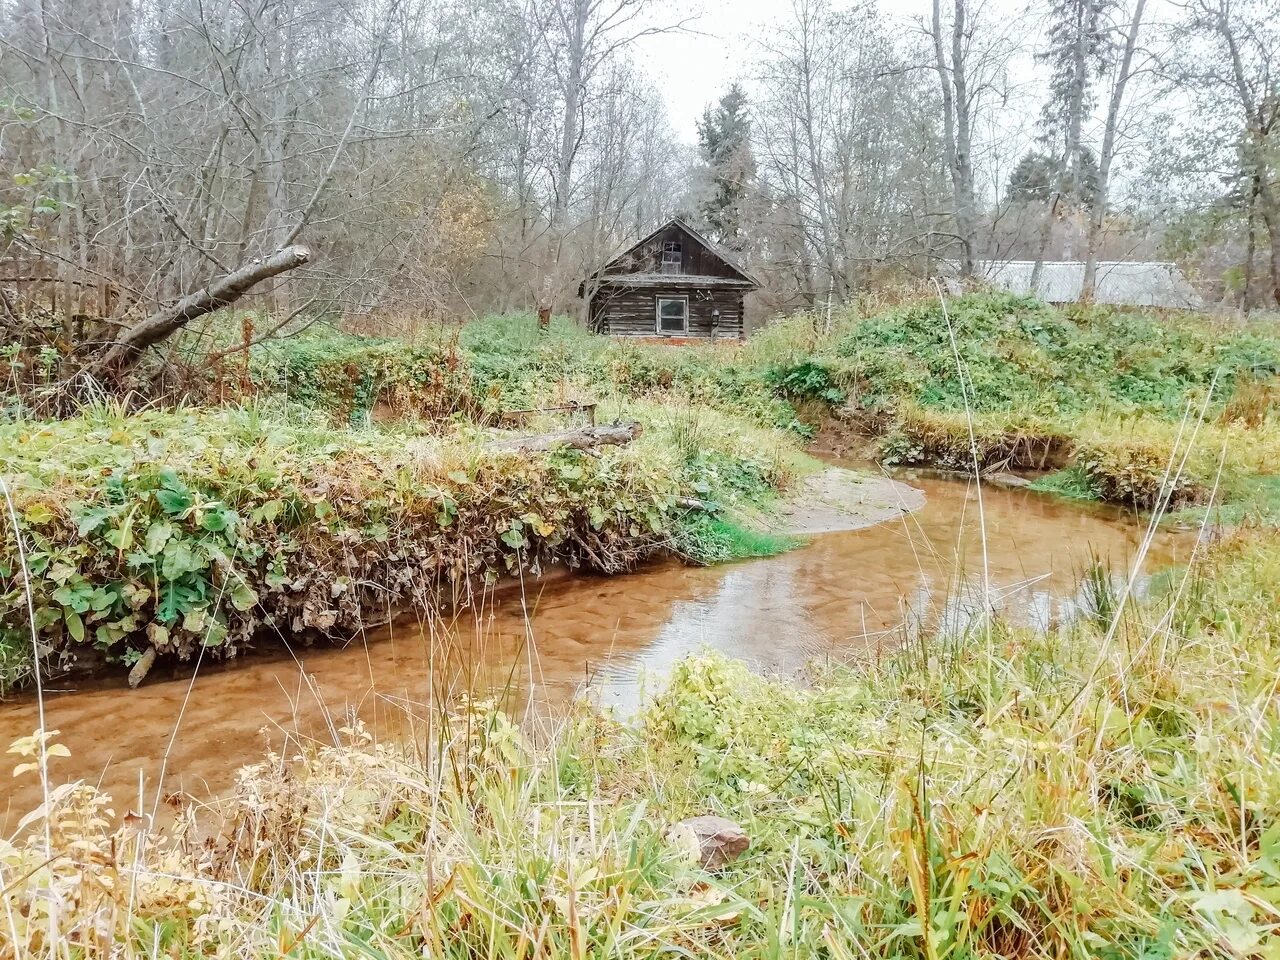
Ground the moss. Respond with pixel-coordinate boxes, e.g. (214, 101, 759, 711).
(674, 514, 801, 565)
(1030, 465, 1100, 501)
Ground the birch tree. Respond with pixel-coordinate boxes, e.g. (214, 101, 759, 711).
(931, 0, 979, 278)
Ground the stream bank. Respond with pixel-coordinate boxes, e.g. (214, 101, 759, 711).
(0, 467, 1189, 826)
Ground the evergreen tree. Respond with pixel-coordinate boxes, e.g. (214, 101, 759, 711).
(1006, 148, 1101, 207)
(696, 84, 756, 248)
(1036, 0, 1116, 192)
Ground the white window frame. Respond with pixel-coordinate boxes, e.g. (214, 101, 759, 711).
(655, 295, 689, 335)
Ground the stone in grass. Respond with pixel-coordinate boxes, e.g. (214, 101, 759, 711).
(666, 815, 750, 869)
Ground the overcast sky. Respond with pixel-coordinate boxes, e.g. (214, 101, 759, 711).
(627, 0, 1203, 208)
(634, 0, 1029, 143)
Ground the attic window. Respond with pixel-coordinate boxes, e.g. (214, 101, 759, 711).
(661, 241, 681, 273)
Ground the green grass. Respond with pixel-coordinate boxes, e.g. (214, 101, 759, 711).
(828, 294, 1278, 417)
(1168, 474, 1280, 528)
(244, 312, 812, 435)
(1030, 464, 1100, 500)
(239, 295, 1280, 512)
(811, 296, 1278, 512)
(674, 514, 801, 564)
(5, 529, 1278, 958)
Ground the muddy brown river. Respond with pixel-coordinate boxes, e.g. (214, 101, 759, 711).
(0, 469, 1190, 826)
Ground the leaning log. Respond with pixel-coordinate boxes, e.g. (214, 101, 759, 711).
(484, 422, 641, 454)
(91, 244, 312, 379)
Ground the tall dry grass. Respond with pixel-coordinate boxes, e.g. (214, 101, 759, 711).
(3, 522, 1277, 958)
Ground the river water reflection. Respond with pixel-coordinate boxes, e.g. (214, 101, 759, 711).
(0, 469, 1189, 825)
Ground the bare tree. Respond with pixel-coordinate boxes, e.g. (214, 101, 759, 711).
(931, 0, 979, 278)
(1080, 0, 1147, 302)
(752, 0, 948, 305)
(1178, 0, 1280, 307)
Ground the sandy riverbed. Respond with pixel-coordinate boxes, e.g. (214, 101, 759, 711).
(769, 466, 926, 535)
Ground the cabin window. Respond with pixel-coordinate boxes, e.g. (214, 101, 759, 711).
(661, 241, 682, 273)
(656, 295, 688, 334)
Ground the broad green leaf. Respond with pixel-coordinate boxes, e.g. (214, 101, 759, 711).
(160, 539, 203, 580)
(156, 487, 193, 515)
(229, 581, 258, 612)
(201, 508, 231, 532)
(145, 521, 173, 554)
(75, 506, 112, 536)
(64, 609, 85, 642)
(23, 503, 53, 524)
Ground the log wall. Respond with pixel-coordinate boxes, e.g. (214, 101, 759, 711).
(591, 286, 745, 341)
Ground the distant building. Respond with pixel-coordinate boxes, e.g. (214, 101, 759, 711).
(968, 260, 1202, 309)
(579, 218, 759, 341)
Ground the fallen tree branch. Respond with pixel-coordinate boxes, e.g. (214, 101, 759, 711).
(127, 645, 158, 688)
(90, 245, 312, 379)
(484, 422, 641, 454)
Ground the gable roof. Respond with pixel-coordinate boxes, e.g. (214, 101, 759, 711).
(594, 217, 761, 286)
(972, 260, 1202, 308)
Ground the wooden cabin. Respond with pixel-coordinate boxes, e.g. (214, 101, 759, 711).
(579, 218, 758, 341)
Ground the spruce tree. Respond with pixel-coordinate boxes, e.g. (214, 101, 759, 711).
(696, 84, 756, 248)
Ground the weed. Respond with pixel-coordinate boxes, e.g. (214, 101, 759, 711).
(5, 531, 1279, 958)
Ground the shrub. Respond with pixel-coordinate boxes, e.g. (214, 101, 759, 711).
(248, 329, 476, 425)
(0, 402, 801, 687)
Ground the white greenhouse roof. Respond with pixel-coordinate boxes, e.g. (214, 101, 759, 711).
(972, 260, 1202, 308)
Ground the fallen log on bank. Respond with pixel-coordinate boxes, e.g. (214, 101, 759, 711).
(91, 244, 313, 380)
(484, 421, 641, 454)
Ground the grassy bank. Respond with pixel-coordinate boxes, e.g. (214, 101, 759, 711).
(4, 294, 1276, 689)
(242, 315, 810, 435)
(9, 291, 1272, 689)
(4, 527, 1277, 958)
(771, 294, 1280, 512)
(238, 296, 1280, 515)
(3, 296, 1279, 955)
(0, 400, 805, 692)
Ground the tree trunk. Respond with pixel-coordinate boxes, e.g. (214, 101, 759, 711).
(1082, 0, 1146, 302)
(92, 245, 312, 378)
(262, 1, 295, 317)
(553, 0, 588, 228)
(1030, 186, 1062, 294)
(1241, 174, 1259, 313)
(1211, 1, 1280, 306)
(932, 0, 977, 278)
(950, 0, 978, 278)
(485, 421, 641, 454)
(1259, 185, 1280, 308)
